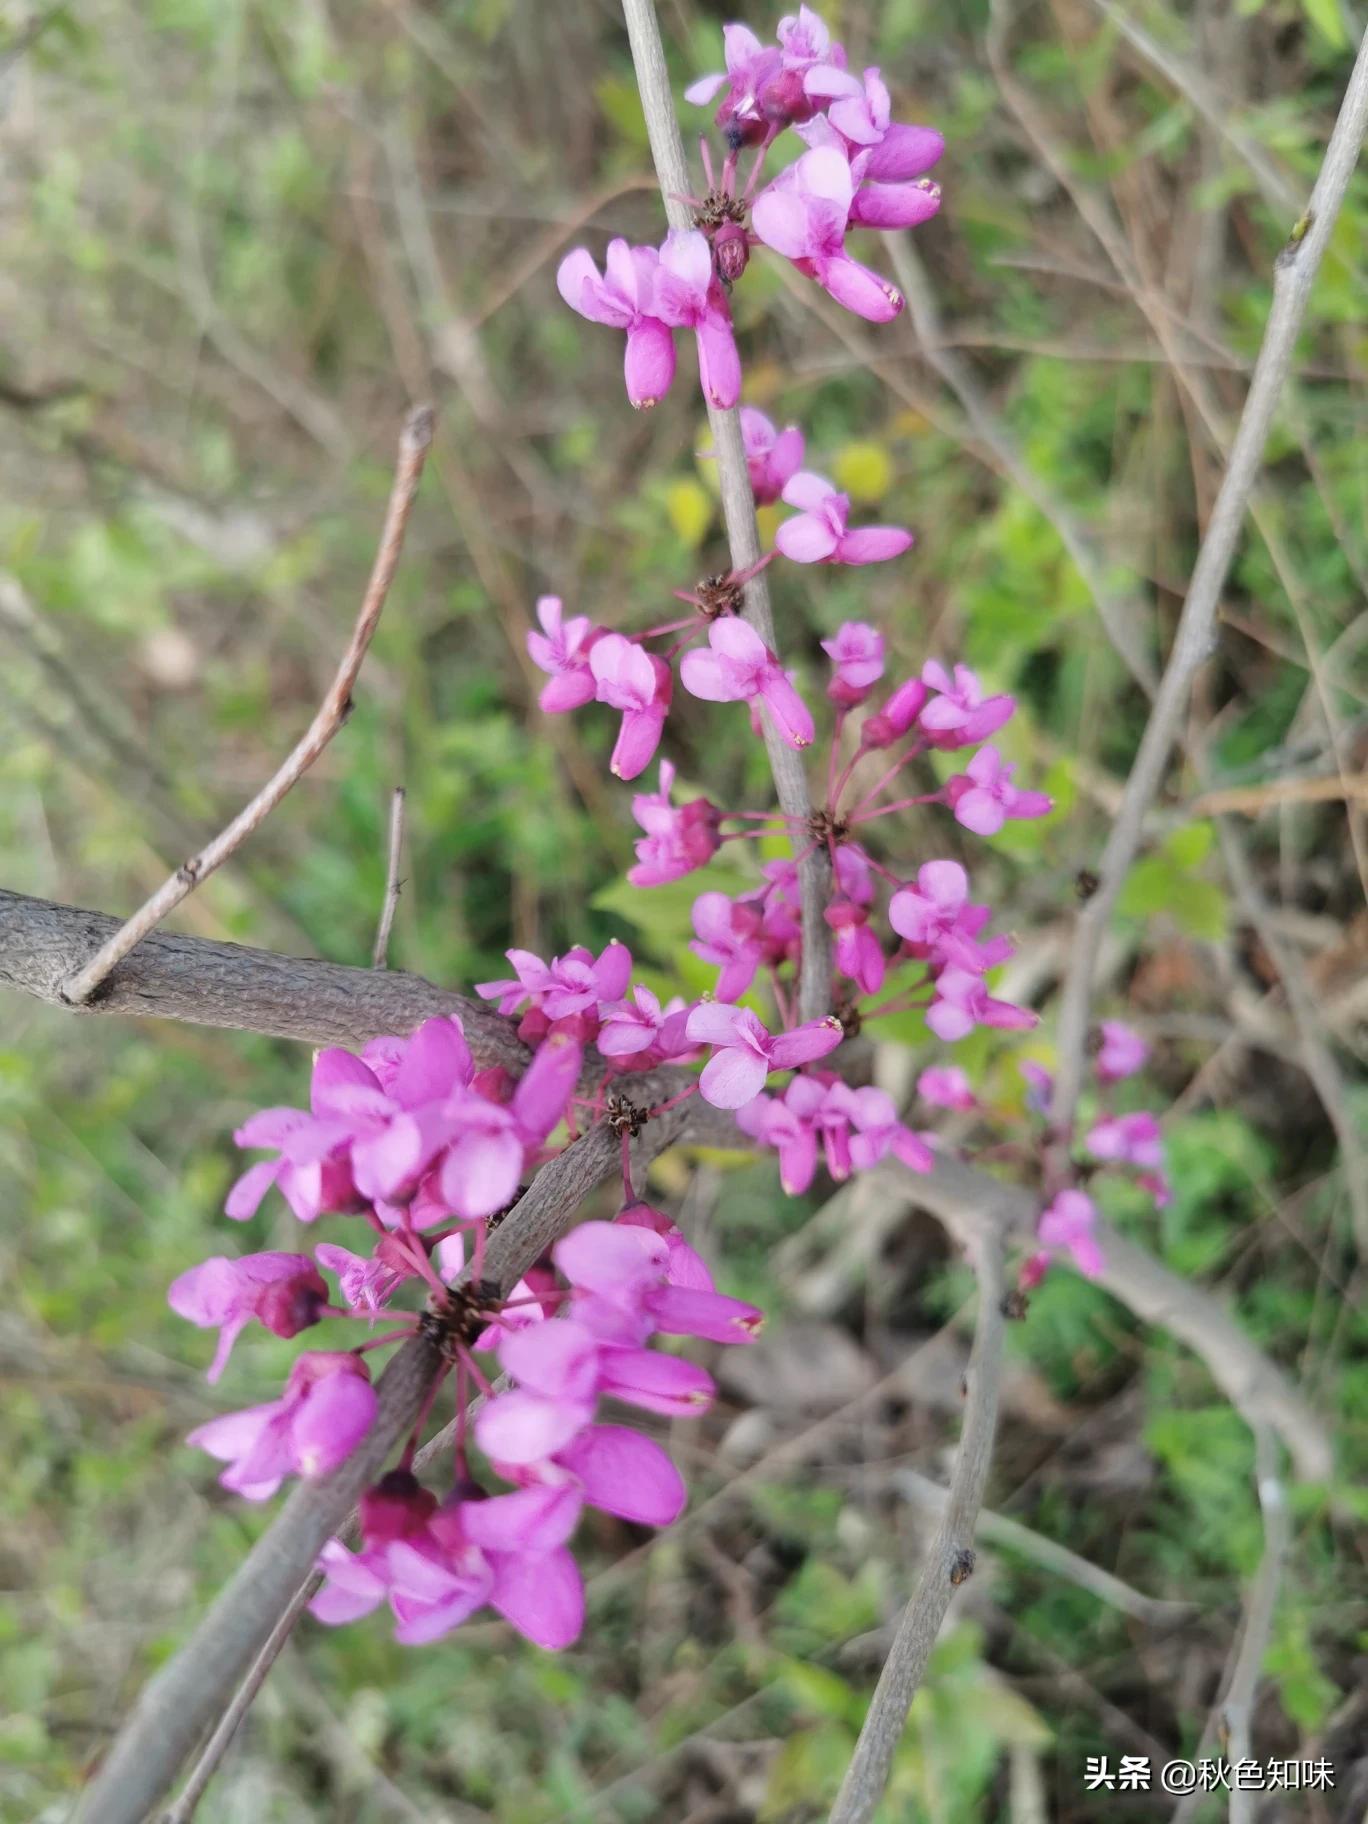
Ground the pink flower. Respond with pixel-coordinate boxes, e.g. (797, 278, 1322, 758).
(556, 240, 675, 410)
(616, 1201, 714, 1293)
(588, 634, 671, 780)
(478, 942, 630, 1023)
(735, 1081, 820, 1193)
(917, 1066, 976, 1112)
(626, 760, 722, 887)
(845, 1086, 933, 1174)
(526, 596, 598, 713)
(691, 891, 765, 1001)
(861, 674, 929, 749)
(555, 1220, 762, 1346)
(752, 146, 904, 323)
(1097, 1021, 1149, 1082)
(685, 11, 848, 145)
(314, 1242, 405, 1320)
(825, 897, 885, 994)
(168, 1252, 327, 1383)
(739, 406, 805, 505)
(684, 1001, 843, 1109)
(1037, 1190, 1104, 1279)
(187, 1351, 377, 1500)
(775, 471, 912, 566)
(681, 617, 815, 750)
(1086, 1111, 1164, 1172)
(652, 229, 742, 410)
(926, 968, 1038, 1044)
(598, 984, 671, 1058)
(797, 78, 944, 225)
(946, 746, 1053, 838)
(822, 620, 885, 704)
(889, 860, 995, 970)
(555, 1424, 686, 1528)
(919, 661, 1015, 749)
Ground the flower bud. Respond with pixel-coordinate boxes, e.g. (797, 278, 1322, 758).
(361, 1469, 438, 1546)
(254, 1262, 329, 1339)
(713, 220, 749, 286)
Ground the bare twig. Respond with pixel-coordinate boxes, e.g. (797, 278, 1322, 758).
(372, 786, 407, 969)
(1223, 1430, 1292, 1824)
(61, 406, 435, 1008)
(1046, 31, 1368, 1140)
(891, 1469, 1193, 1627)
(828, 1232, 1008, 1824)
(620, 0, 832, 1021)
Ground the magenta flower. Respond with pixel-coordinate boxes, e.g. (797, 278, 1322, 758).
(652, 229, 742, 410)
(739, 406, 805, 505)
(735, 1079, 821, 1193)
(168, 1251, 327, 1383)
(556, 1423, 686, 1528)
(476, 1319, 601, 1465)
(556, 240, 675, 410)
(527, 596, 598, 713)
(1097, 1021, 1149, 1082)
(314, 1242, 405, 1320)
(691, 890, 765, 1001)
(588, 634, 672, 780)
(825, 898, 885, 995)
(187, 1352, 377, 1500)
(680, 617, 815, 750)
(889, 860, 995, 969)
(685, 11, 847, 144)
(752, 146, 904, 322)
(927, 968, 1038, 1044)
(627, 760, 723, 887)
(822, 620, 886, 704)
(919, 661, 1015, 749)
(775, 471, 912, 567)
(555, 1220, 762, 1347)
(598, 984, 673, 1059)
(224, 1051, 369, 1223)
(1086, 1111, 1164, 1172)
(846, 1086, 934, 1174)
(946, 746, 1053, 838)
(917, 1065, 976, 1112)
(616, 1200, 714, 1293)
(478, 941, 630, 1022)
(684, 1001, 843, 1109)
(1037, 1190, 1104, 1279)
(862, 674, 929, 749)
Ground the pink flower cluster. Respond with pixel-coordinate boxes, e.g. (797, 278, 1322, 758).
(738, 1075, 932, 1193)
(307, 1210, 762, 1650)
(683, 11, 944, 324)
(1019, 1024, 1168, 1287)
(226, 1016, 579, 1228)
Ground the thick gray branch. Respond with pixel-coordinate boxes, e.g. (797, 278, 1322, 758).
(0, 886, 527, 1068)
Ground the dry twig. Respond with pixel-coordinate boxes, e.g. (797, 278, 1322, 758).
(828, 1233, 1008, 1824)
(372, 785, 407, 969)
(61, 406, 434, 1007)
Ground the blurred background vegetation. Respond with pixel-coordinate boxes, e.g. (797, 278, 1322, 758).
(1, 0, 1365, 1818)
